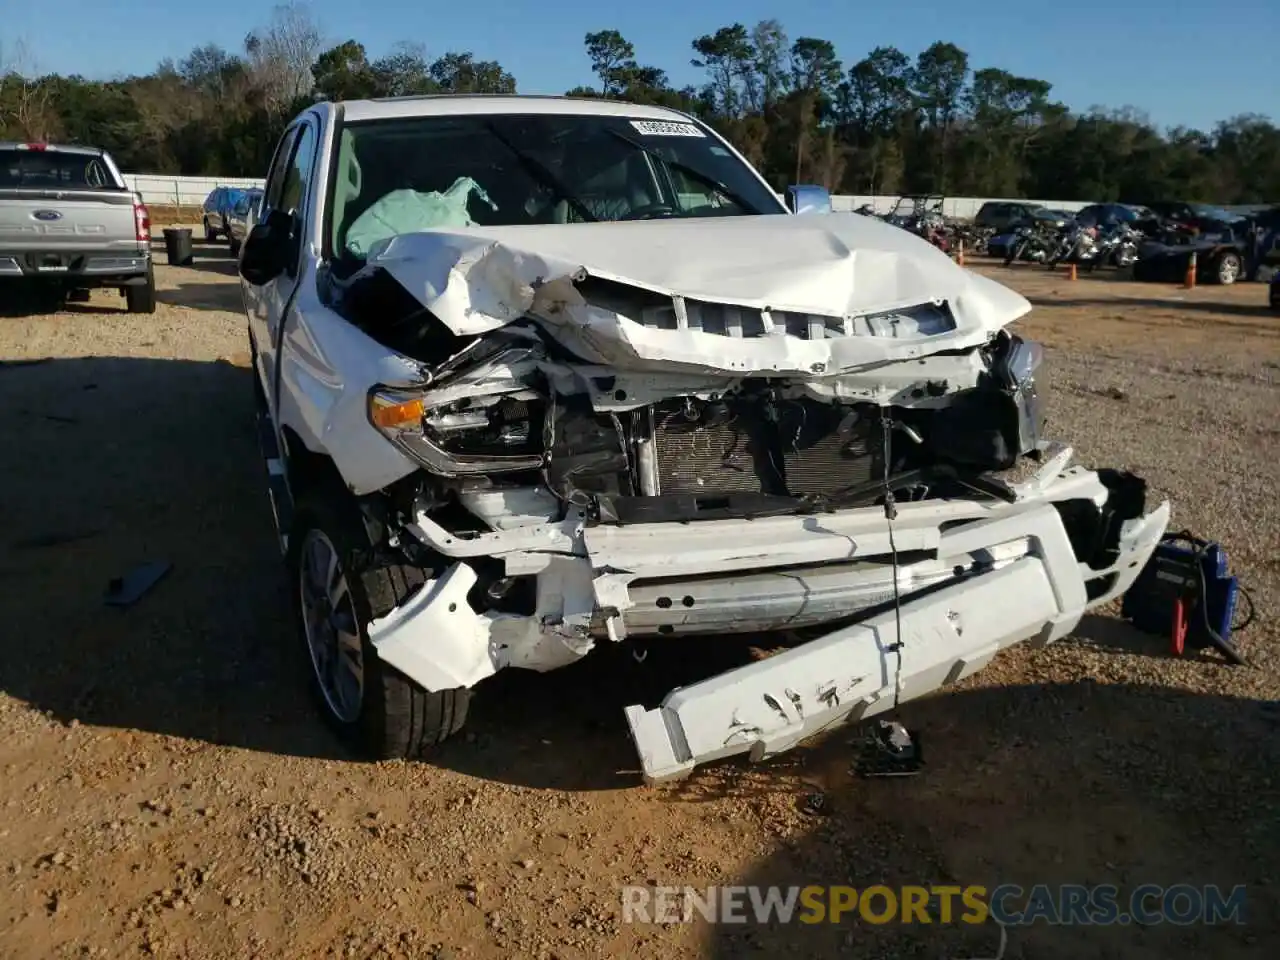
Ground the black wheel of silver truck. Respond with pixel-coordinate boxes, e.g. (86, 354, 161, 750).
(125, 265, 157, 314)
(288, 491, 470, 759)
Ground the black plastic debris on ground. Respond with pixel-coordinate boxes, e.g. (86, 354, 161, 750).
(854, 720, 924, 778)
(104, 561, 173, 608)
(799, 792, 829, 816)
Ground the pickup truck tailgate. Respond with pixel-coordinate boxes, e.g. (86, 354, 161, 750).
(0, 190, 140, 253)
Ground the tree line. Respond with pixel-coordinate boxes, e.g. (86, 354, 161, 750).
(3, 6, 1278, 204)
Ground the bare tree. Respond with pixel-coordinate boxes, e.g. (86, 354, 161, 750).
(0, 38, 56, 140)
(244, 2, 323, 111)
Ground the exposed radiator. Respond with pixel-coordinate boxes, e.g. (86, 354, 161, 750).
(650, 400, 771, 494)
(650, 398, 883, 497)
(777, 402, 881, 496)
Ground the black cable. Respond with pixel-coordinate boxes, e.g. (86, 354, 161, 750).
(880, 409, 905, 709)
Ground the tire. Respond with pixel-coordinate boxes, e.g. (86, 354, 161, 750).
(202, 217, 215, 242)
(1214, 252, 1241, 286)
(229, 237, 241, 259)
(288, 491, 470, 759)
(125, 266, 157, 314)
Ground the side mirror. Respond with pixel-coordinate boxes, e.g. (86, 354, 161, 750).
(786, 184, 833, 216)
(238, 209, 292, 285)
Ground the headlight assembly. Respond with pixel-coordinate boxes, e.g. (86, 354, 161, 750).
(991, 333, 1046, 455)
(993, 333, 1045, 389)
(368, 385, 546, 477)
(367, 346, 550, 477)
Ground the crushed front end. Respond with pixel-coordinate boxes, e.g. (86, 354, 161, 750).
(324, 217, 1170, 780)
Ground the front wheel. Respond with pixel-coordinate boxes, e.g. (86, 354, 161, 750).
(229, 236, 242, 259)
(202, 217, 215, 242)
(288, 492, 470, 759)
(1214, 252, 1241, 285)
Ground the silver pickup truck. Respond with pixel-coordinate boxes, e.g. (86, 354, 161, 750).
(0, 142, 156, 313)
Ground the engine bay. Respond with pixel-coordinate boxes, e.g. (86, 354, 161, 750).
(350, 305, 1045, 532)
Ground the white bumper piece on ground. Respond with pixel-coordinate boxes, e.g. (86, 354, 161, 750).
(369, 446, 1170, 782)
(624, 488, 1170, 782)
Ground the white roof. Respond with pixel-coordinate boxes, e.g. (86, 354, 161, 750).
(339, 94, 697, 124)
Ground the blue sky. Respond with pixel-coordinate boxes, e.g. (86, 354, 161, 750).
(3, 0, 1276, 132)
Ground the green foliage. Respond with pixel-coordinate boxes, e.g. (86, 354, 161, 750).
(582, 25, 1280, 202)
(1, 18, 1277, 203)
(0, 7, 515, 176)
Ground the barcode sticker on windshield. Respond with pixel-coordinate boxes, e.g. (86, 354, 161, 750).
(629, 120, 705, 137)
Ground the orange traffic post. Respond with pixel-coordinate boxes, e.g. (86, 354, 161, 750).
(1068, 262, 1078, 281)
(1184, 250, 1197, 289)
(956, 240, 965, 266)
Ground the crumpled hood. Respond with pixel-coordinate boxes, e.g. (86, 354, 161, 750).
(363, 212, 1032, 376)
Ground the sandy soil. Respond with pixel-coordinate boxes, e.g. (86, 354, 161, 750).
(1, 245, 1277, 959)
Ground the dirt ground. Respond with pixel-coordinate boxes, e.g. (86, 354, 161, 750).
(1, 242, 1278, 960)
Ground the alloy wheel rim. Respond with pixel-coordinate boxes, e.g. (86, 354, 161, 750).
(298, 529, 364, 723)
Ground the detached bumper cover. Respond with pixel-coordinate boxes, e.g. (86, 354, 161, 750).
(625, 496, 1169, 781)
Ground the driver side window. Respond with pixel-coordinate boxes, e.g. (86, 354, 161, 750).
(280, 124, 317, 220)
(262, 128, 298, 213)
(258, 122, 318, 278)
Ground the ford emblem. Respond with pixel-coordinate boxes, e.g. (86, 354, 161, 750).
(33, 209, 63, 222)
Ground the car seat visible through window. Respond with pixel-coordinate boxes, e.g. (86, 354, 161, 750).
(572, 153, 658, 222)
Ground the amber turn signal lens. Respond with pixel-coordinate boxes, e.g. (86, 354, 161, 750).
(369, 394, 425, 430)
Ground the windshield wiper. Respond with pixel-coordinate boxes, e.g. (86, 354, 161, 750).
(602, 128, 763, 216)
(484, 122, 598, 223)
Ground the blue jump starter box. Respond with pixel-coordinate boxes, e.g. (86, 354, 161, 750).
(1120, 536, 1240, 652)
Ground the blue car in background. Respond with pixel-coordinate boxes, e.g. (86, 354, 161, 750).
(226, 188, 264, 258)
(201, 186, 243, 242)
(1074, 203, 1149, 227)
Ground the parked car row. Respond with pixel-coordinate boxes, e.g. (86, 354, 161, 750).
(227, 188, 264, 257)
(978, 198, 1280, 286)
(201, 185, 264, 251)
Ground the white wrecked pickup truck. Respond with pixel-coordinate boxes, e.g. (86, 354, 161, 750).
(238, 95, 1170, 781)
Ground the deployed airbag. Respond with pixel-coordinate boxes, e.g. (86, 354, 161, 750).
(347, 177, 497, 258)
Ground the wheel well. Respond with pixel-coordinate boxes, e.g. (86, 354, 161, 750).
(281, 426, 348, 500)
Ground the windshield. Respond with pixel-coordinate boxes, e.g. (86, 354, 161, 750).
(328, 113, 785, 263)
(0, 149, 118, 190)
